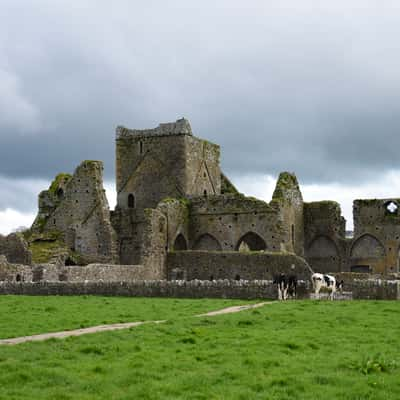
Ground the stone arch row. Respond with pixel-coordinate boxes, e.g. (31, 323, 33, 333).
(307, 234, 386, 258)
(306, 233, 388, 273)
(173, 232, 267, 252)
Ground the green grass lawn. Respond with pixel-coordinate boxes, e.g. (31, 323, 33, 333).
(0, 296, 251, 339)
(0, 299, 399, 399)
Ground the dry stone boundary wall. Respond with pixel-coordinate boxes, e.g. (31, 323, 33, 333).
(0, 279, 398, 300)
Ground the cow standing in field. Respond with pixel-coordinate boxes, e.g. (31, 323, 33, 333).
(311, 273, 343, 300)
(274, 273, 297, 301)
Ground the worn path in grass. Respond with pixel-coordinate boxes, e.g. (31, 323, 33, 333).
(0, 301, 269, 345)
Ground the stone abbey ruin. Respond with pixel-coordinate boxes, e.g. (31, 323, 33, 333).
(1, 118, 400, 298)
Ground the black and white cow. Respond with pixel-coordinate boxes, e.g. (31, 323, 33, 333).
(273, 273, 297, 300)
(311, 273, 344, 300)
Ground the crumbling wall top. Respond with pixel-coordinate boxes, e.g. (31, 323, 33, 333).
(116, 118, 192, 139)
(271, 172, 302, 203)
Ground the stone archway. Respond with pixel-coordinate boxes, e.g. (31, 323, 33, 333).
(236, 232, 266, 252)
(173, 234, 188, 251)
(305, 235, 340, 272)
(350, 234, 385, 273)
(193, 234, 222, 251)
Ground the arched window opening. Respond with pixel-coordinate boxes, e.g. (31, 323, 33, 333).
(350, 234, 385, 259)
(203, 189, 207, 197)
(16, 274, 22, 282)
(128, 194, 135, 209)
(173, 234, 188, 251)
(236, 232, 267, 252)
(291, 224, 295, 247)
(235, 274, 241, 281)
(306, 235, 339, 258)
(193, 233, 222, 251)
(306, 235, 340, 272)
(56, 188, 64, 200)
(385, 201, 398, 215)
(139, 141, 143, 155)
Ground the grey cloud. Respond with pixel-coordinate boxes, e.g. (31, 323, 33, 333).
(1, 0, 400, 185)
(0, 176, 116, 213)
(0, 176, 49, 213)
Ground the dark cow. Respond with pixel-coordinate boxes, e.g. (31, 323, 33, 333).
(273, 273, 297, 300)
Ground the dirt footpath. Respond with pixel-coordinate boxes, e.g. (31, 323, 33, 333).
(0, 302, 269, 346)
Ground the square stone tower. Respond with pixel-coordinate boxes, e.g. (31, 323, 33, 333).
(115, 118, 221, 210)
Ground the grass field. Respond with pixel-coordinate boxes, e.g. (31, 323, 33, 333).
(0, 296, 250, 339)
(0, 297, 399, 399)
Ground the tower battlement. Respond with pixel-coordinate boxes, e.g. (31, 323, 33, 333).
(116, 118, 192, 139)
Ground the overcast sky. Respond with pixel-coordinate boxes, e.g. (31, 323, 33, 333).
(1, 1, 400, 234)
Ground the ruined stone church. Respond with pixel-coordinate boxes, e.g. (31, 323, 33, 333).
(2, 118, 399, 282)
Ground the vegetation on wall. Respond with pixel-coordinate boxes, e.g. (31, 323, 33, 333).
(221, 173, 239, 195)
(272, 171, 300, 201)
(48, 173, 72, 195)
(21, 230, 72, 264)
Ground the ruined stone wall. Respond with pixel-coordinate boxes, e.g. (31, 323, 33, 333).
(304, 201, 348, 273)
(158, 199, 190, 251)
(115, 118, 221, 211)
(271, 172, 304, 256)
(0, 256, 33, 282)
(0, 262, 150, 283)
(0, 279, 397, 300)
(139, 208, 168, 279)
(351, 199, 400, 274)
(167, 251, 312, 281)
(116, 133, 188, 210)
(0, 233, 32, 265)
(184, 173, 304, 256)
(111, 208, 141, 265)
(111, 208, 167, 277)
(345, 279, 399, 300)
(112, 199, 188, 277)
(184, 135, 221, 197)
(32, 160, 117, 264)
(0, 280, 280, 299)
(188, 195, 283, 252)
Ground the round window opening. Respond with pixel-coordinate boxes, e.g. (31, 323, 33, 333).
(386, 201, 398, 214)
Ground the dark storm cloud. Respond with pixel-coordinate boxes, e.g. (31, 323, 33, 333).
(1, 0, 400, 184)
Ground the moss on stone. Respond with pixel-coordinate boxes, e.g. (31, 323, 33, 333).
(160, 197, 191, 224)
(201, 139, 218, 148)
(48, 173, 72, 195)
(221, 173, 239, 195)
(272, 171, 300, 201)
(160, 197, 191, 208)
(246, 196, 261, 202)
(304, 201, 341, 208)
(160, 197, 178, 204)
(33, 215, 48, 232)
(82, 160, 100, 168)
(144, 208, 154, 218)
(27, 231, 68, 264)
(354, 199, 381, 206)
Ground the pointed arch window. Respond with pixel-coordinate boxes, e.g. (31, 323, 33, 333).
(128, 194, 135, 208)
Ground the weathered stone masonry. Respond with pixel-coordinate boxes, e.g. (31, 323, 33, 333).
(1, 117, 400, 292)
